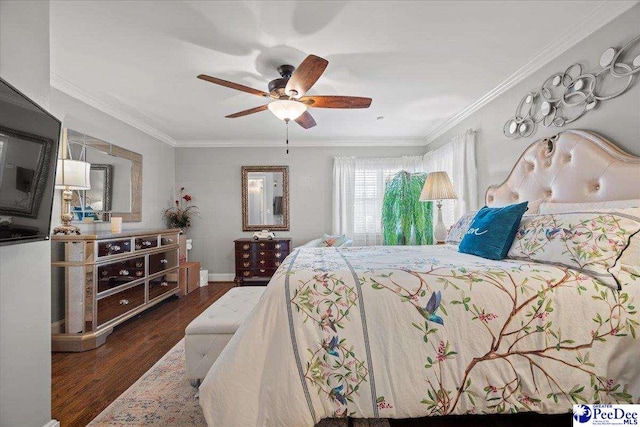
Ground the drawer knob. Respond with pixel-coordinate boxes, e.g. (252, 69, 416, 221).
(243, 262, 250, 267)
(243, 244, 250, 250)
(119, 299, 129, 305)
(243, 254, 250, 259)
(160, 259, 168, 264)
(161, 282, 168, 287)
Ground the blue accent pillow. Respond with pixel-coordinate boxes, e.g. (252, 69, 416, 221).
(458, 201, 529, 260)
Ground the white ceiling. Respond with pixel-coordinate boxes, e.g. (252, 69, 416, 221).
(49, 1, 633, 147)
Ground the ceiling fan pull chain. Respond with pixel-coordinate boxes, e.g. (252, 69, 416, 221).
(285, 119, 289, 154)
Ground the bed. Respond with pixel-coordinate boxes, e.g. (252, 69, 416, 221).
(199, 130, 640, 426)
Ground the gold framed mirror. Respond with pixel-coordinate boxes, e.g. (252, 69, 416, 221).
(241, 166, 289, 231)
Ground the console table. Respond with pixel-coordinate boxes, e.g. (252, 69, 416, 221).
(51, 228, 182, 351)
(234, 238, 291, 285)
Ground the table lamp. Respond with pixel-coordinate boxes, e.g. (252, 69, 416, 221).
(54, 158, 91, 235)
(420, 171, 457, 243)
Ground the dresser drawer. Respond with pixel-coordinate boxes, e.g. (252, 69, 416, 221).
(148, 273, 179, 301)
(135, 235, 158, 251)
(235, 241, 254, 251)
(237, 268, 277, 279)
(160, 232, 179, 246)
(97, 283, 145, 326)
(97, 256, 145, 293)
(254, 258, 282, 268)
(149, 249, 178, 275)
(255, 240, 289, 251)
(97, 239, 132, 258)
(256, 250, 286, 260)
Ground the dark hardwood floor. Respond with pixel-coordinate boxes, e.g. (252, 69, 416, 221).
(390, 412, 570, 427)
(52, 282, 571, 427)
(52, 283, 235, 427)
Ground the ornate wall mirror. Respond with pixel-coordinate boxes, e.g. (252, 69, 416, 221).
(241, 166, 289, 231)
(66, 129, 142, 222)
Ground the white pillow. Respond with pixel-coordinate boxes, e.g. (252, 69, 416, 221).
(539, 199, 640, 214)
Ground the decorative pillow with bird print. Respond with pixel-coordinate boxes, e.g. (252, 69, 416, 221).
(445, 211, 477, 245)
(507, 208, 640, 290)
(321, 234, 349, 247)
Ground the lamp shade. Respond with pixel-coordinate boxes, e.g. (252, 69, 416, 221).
(420, 171, 456, 201)
(55, 159, 91, 190)
(268, 100, 307, 121)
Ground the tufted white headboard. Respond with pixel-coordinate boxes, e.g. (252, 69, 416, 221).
(486, 130, 640, 211)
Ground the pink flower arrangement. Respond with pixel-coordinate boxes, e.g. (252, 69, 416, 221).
(163, 187, 200, 230)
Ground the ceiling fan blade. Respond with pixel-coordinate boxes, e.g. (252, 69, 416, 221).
(300, 95, 372, 109)
(225, 104, 269, 118)
(285, 55, 328, 98)
(294, 111, 317, 129)
(197, 74, 269, 98)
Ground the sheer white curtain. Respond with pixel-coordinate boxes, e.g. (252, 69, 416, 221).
(333, 155, 424, 246)
(423, 129, 478, 227)
(332, 156, 356, 239)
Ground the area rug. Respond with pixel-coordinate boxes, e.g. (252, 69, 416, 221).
(88, 338, 389, 427)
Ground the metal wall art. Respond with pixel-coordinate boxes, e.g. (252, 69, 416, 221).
(504, 35, 640, 139)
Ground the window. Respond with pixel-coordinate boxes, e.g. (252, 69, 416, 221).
(353, 164, 403, 245)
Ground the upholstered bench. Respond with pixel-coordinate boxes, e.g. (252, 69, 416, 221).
(185, 286, 266, 386)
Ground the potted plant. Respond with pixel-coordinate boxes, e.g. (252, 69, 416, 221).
(164, 187, 200, 233)
(382, 171, 433, 245)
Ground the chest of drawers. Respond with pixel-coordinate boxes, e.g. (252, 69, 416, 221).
(234, 238, 291, 285)
(51, 228, 182, 351)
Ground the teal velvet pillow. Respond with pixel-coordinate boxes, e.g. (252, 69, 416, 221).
(458, 201, 528, 260)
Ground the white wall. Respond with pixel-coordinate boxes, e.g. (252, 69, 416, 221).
(0, 1, 54, 426)
(49, 89, 176, 232)
(428, 5, 640, 207)
(175, 145, 425, 277)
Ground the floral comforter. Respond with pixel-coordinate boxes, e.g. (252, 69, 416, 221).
(199, 245, 639, 426)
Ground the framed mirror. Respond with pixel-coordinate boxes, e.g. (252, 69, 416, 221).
(241, 166, 289, 231)
(66, 129, 142, 222)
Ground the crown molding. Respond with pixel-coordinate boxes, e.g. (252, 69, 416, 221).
(423, 0, 639, 144)
(50, 73, 177, 147)
(176, 139, 425, 148)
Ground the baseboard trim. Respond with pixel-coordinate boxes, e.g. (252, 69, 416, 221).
(208, 273, 235, 282)
(43, 420, 60, 427)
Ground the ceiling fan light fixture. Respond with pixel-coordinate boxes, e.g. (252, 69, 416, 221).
(268, 100, 307, 121)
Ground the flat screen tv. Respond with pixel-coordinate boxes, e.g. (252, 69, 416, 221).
(0, 76, 61, 246)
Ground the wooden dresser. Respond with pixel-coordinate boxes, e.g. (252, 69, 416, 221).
(234, 238, 291, 285)
(51, 228, 182, 351)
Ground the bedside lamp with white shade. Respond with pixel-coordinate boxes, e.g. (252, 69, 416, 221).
(53, 130, 91, 235)
(420, 171, 457, 244)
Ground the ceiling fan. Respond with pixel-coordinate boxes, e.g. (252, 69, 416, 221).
(197, 54, 372, 129)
